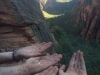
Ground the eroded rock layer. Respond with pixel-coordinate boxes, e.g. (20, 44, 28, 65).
(0, 0, 54, 51)
(76, 0, 100, 40)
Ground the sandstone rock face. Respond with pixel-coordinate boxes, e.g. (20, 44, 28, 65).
(38, 0, 48, 9)
(76, 0, 100, 40)
(0, 0, 54, 52)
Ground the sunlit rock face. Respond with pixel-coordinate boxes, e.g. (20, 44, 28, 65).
(76, 0, 100, 40)
(38, 0, 48, 9)
(0, 0, 54, 51)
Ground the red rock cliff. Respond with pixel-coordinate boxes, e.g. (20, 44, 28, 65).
(76, 0, 100, 40)
(0, 0, 54, 52)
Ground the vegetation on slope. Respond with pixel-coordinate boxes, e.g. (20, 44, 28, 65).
(42, 0, 100, 75)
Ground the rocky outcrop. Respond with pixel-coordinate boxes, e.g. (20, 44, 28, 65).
(38, 0, 47, 9)
(0, 0, 54, 52)
(76, 0, 100, 40)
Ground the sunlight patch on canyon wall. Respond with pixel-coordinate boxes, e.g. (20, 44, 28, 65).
(42, 10, 63, 19)
(56, 0, 72, 3)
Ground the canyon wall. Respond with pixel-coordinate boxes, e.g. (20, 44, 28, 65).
(0, 0, 54, 52)
(76, 0, 100, 40)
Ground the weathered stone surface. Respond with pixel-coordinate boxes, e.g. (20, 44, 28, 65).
(76, 0, 100, 40)
(0, 26, 13, 33)
(0, 0, 54, 52)
(0, 0, 18, 26)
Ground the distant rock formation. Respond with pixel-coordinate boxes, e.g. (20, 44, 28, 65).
(38, 0, 57, 9)
(76, 0, 100, 40)
(0, 0, 54, 52)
